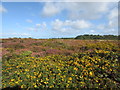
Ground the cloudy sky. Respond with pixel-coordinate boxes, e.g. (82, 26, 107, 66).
(0, 1, 118, 38)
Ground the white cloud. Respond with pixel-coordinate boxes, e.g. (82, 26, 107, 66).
(27, 27, 36, 31)
(2, 32, 31, 37)
(90, 30, 95, 33)
(92, 4, 118, 35)
(97, 24, 106, 30)
(84, 30, 100, 35)
(42, 22, 47, 27)
(42, 2, 61, 17)
(0, 5, 7, 13)
(51, 19, 92, 33)
(71, 20, 92, 29)
(21, 33, 31, 36)
(36, 22, 47, 30)
(36, 24, 41, 27)
(108, 19, 117, 28)
(95, 23, 118, 35)
(96, 23, 118, 35)
(12, 33, 31, 36)
(108, 7, 118, 28)
(41, 2, 118, 35)
(26, 19, 33, 23)
(108, 7, 118, 20)
(42, 2, 113, 20)
(102, 29, 118, 35)
(27, 22, 47, 31)
(63, 2, 110, 19)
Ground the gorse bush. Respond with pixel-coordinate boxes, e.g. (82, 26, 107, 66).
(2, 50, 120, 88)
(1, 38, 120, 89)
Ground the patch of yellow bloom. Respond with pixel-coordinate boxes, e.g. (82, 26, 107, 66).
(25, 69, 29, 72)
(74, 67, 78, 71)
(10, 79, 15, 82)
(68, 77, 72, 80)
(34, 85, 37, 88)
(44, 82, 48, 84)
(89, 71, 94, 76)
(15, 81, 19, 84)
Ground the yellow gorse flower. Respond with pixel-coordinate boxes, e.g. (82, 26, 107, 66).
(74, 67, 78, 71)
(89, 72, 93, 76)
(34, 85, 37, 88)
(25, 69, 29, 72)
(69, 77, 72, 80)
(10, 79, 15, 82)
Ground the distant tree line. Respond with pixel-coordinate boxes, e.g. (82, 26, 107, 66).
(75, 34, 120, 40)
(6, 34, 120, 40)
(50, 37, 74, 39)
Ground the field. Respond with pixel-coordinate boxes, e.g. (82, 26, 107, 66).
(1, 38, 120, 89)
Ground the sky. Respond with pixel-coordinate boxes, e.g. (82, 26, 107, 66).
(0, 1, 118, 38)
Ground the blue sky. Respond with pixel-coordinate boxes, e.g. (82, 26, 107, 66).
(0, 2, 118, 38)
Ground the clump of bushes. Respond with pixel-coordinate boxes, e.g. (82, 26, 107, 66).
(2, 50, 119, 89)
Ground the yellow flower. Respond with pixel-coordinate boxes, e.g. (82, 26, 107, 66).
(68, 81, 70, 83)
(16, 66, 19, 68)
(34, 72, 37, 75)
(21, 85, 25, 88)
(102, 67, 105, 69)
(68, 77, 72, 80)
(58, 73, 60, 75)
(89, 72, 93, 76)
(80, 82, 85, 85)
(110, 69, 112, 71)
(25, 69, 29, 72)
(15, 81, 19, 84)
(31, 76, 36, 79)
(33, 65, 36, 67)
(26, 75, 30, 78)
(66, 84, 69, 87)
(46, 78, 49, 81)
(10, 79, 15, 82)
(74, 62, 78, 65)
(44, 82, 48, 84)
(49, 85, 54, 88)
(96, 80, 98, 82)
(62, 78, 64, 81)
(9, 82, 15, 86)
(34, 85, 37, 88)
(74, 67, 78, 71)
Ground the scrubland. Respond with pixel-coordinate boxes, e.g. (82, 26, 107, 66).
(1, 38, 120, 89)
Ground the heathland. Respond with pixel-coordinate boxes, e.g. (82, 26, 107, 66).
(1, 37, 120, 89)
